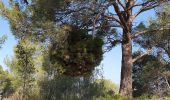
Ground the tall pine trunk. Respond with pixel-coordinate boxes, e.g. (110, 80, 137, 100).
(119, 30, 133, 96)
(118, 0, 134, 95)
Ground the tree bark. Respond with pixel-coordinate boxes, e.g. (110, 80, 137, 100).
(119, 30, 133, 96)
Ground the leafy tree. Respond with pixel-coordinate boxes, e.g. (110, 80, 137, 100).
(95, 79, 119, 96)
(0, 66, 14, 100)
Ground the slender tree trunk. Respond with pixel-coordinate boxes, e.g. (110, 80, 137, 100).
(119, 30, 133, 96)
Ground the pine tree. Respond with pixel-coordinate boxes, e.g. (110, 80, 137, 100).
(14, 40, 35, 100)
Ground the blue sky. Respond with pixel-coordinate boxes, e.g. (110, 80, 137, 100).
(0, 5, 155, 84)
(0, 17, 17, 68)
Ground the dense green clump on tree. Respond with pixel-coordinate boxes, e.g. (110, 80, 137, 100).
(49, 25, 103, 76)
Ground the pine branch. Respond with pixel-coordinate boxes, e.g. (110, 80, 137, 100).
(132, 28, 170, 39)
(102, 14, 121, 25)
(132, 49, 151, 63)
(117, 0, 125, 10)
(92, 13, 101, 37)
(112, 2, 128, 30)
(130, 0, 168, 21)
(132, 5, 158, 21)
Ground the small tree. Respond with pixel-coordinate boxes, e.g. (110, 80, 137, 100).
(15, 40, 35, 100)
